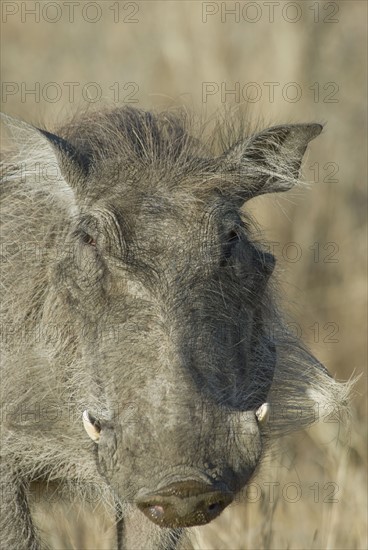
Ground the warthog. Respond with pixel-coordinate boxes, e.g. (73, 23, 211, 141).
(0, 107, 350, 549)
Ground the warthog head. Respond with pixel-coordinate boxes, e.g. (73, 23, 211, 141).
(1, 107, 346, 531)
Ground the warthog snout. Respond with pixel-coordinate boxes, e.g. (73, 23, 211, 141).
(136, 479, 233, 528)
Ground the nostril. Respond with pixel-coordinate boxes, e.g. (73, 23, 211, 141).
(136, 480, 233, 528)
(208, 501, 223, 512)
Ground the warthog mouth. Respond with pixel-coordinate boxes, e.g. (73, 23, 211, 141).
(136, 479, 234, 528)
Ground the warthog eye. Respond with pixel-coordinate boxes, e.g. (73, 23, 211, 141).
(227, 230, 240, 244)
(81, 232, 97, 247)
(222, 229, 241, 263)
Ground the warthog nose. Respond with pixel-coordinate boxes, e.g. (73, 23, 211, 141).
(136, 480, 233, 528)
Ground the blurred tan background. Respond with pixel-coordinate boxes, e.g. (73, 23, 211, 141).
(1, 1, 367, 548)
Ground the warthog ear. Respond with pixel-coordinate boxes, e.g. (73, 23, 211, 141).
(220, 123, 323, 200)
(1, 113, 88, 203)
(37, 127, 91, 180)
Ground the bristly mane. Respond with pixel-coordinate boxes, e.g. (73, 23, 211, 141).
(49, 107, 261, 185)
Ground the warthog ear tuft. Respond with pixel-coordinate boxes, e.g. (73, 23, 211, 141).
(220, 123, 323, 201)
(82, 410, 101, 443)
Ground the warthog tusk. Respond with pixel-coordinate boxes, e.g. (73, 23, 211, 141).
(255, 403, 270, 425)
(82, 410, 101, 442)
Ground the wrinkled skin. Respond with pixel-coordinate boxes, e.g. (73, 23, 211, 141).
(74, 190, 272, 489)
(0, 108, 345, 549)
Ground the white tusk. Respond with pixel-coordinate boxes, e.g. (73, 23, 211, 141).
(82, 410, 101, 442)
(256, 403, 270, 425)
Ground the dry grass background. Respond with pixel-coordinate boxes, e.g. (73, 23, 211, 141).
(1, 1, 367, 548)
